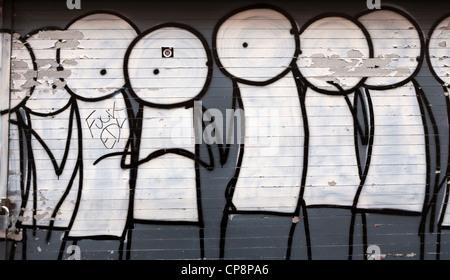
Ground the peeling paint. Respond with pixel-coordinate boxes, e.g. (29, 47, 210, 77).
(53, 40, 81, 49)
(38, 69, 71, 79)
(306, 57, 412, 78)
(37, 30, 84, 40)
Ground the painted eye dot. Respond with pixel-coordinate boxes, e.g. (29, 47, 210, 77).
(153, 69, 160, 75)
(100, 69, 107, 75)
(242, 42, 248, 48)
(52, 84, 57, 89)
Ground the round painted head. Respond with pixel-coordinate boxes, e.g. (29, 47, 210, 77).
(4, 33, 37, 113)
(59, 12, 139, 101)
(298, 14, 372, 95)
(124, 23, 212, 107)
(358, 7, 424, 88)
(24, 28, 73, 114)
(213, 5, 300, 85)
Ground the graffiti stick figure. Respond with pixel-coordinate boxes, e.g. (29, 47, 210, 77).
(352, 7, 436, 260)
(58, 11, 139, 259)
(297, 14, 372, 259)
(124, 23, 214, 259)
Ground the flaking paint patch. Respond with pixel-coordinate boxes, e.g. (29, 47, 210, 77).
(20, 79, 40, 89)
(38, 69, 71, 79)
(62, 59, 78, 66)
(53, 40, 81, 50)
(35, 59, 59, 69)
(309, 57, 411, 76)
(11, 60, 31, 69)
(347, 49, 364, 58)
(34, 212, 50, 221)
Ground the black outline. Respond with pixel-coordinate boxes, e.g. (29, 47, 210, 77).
(348, 6, 437, 261)
(212, 3, 311, 260)
(297, 12, 374, 96)
(357, 6, 426, 90)
(61, 10, 140, 102)
(122, 22, 215, 260)
(47, 11, 141, 260)
(296, 13, 374, 260)
(0, 33, 37, 115)
(124, 22, 213, 109)
(426, 13, 450, 260)
(212, 4, 301, 87)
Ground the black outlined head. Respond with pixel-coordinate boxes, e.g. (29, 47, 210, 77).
(124, 22, 212, 108)
(2, 32, 37, 114)
(212, 4, 300, 86)
(60, 11, 139, 101)
(427, 13, 450, 86)
(23, 27, 73, 115)
(297, 13, 372, 95)
(357, 6, 425, 89)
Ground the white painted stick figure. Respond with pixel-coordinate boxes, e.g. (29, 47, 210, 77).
(213, 4, 310, 259)
(20, 28, 79, 237)
(3, 33, 36, 231)
(427, 13, 450, 258)
(355, 8, 428, 214)
(352, 7, 432, 260)
(58, 12, 138, 250)
(298, 14, 371, 208)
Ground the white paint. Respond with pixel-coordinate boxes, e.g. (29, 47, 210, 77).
(298, 16, 370, 91)
(24, 31, 72, 114)
(356, 83, 426, 212)
(359, 10, 422, 87)
(134, 107, 198, 222)
(60, 13, 137, 237)
(5, 37, 35, 231)
(214, 8, 297, 83)
(126, 26, 209, 222)
(356, 10, 427, 213)
(60, 13, 137, 99)
(215, 8, 304, 213)
(427, 15, 450, 85)
(428, 16, 450, 225)
(17, 32, 78, 228)
(303, 88, 361, 206)
(231, 74, 304, 213)
(10, 33, 35, 110)
(126, 26, 209, 105)
(22, 109, 79, 228)
(298, 17, 369, 207)
(69, 96, 131, 236)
